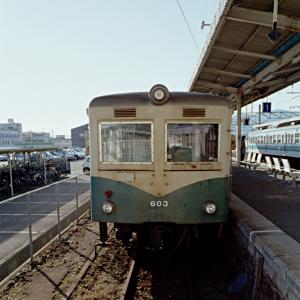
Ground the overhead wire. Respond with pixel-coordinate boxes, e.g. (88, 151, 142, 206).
(175, 0, 200, 53)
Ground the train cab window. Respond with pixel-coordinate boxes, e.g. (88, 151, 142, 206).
(166, 123, 218, 162)
(100, 122, 153, 163)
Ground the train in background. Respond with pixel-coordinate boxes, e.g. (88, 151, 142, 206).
(247, 117, 300, 168)
(88, 84, 233, 252)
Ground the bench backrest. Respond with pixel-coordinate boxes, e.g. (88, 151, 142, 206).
(265, 156, 272, 169)
(250, 153, 257, 163)
(256, 153, 262, 164)
(281, 158, 291, 173)
(245, 152, 251, 162)
(272, 157, 281, 172)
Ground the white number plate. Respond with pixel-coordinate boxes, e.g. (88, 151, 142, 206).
(150, 200, 168, 208)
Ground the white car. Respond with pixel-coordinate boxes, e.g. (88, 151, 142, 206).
(0, 154, 7, 161)
(82, 155, 90, 173)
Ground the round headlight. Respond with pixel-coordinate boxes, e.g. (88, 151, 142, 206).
(153, 89, 165, 101)
(203, 202, 217, 214)
(149, 84, 170, 105)
(102, 202, 114, 214)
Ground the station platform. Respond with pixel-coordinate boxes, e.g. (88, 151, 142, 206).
(231, 163, 300, 242)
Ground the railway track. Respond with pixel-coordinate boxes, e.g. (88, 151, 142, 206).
(0, 214, 131, 300)
(64, 224, 115, 299)
(118, 237, 233, 300)
(0, 214, 237, 299)
(119, 254, 197, 300)
(119, 259, 136, 300)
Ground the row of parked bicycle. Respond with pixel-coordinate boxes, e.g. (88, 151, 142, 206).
(0, 161, 70, 198)
(241, 152, 300, 184)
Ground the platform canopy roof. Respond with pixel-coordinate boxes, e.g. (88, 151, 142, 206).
(189, 0, 300, 107)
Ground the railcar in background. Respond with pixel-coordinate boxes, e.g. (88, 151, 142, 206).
(247, 117, 300, 168)
(88, 85, 233, 251)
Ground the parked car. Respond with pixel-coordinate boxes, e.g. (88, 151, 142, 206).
(72, 149, 85, 159)
(82, 155, 90, 173)
(63, 149, 77, 160)
(0, 154, 7, 161)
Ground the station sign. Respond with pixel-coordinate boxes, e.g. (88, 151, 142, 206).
(263, 102, 272, 113)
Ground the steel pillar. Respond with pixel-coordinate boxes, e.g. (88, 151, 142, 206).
(236, 95, 242, 165)
(8, 153, 14, 197)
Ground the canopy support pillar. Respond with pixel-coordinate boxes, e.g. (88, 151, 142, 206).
(236, 94, 242, 166)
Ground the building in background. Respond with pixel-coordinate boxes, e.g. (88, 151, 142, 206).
(22, 131, 54, 147)
(0, 119, 76, 150)
(53, 135, 72, 148)
(0, 119, 23, 146)
(71, 124, 88, 148)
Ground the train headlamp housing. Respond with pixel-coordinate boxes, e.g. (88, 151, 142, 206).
(102, 201, 115, 214)
(149, 84, 170, 105)
(203, 201, 217, 215)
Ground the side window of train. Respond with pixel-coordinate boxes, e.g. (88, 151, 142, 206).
(165, 123, 219, 163)
(295, 132, 300, 144)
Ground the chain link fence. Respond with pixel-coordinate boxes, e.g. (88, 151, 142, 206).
(0, 174, 90, 284)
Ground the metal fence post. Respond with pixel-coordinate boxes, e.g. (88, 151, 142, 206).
(43, 152, 47, 185)
(56, 183, 61, 239)
(9, 153, 14, 197)
(75, 176, 79, 222)
(26, 193, 33, 263)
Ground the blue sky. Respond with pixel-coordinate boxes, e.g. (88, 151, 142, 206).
(0, 0, 299, 136)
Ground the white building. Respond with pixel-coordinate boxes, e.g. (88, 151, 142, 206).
(53, 135, 72, 148)
(0, 119, 23, 146)
(22, 131, 54, 146)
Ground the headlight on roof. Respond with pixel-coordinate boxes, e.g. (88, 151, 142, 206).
(149, 84, 170, 105)
(203, 201, 217, 214)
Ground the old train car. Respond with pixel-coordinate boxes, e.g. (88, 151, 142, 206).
(89, 85, 232, 250)
(247, 117, 300, 167)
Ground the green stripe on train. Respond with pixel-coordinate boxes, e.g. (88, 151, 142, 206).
(91, 176, 230, 224)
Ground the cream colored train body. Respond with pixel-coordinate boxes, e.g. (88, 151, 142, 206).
(89, 85, 232, 248)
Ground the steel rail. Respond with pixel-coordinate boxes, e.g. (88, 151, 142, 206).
(64, 224, 114, 299)
(119, 259, 136, 300)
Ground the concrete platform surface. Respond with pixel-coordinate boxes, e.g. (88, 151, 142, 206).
(232, 164, 300, 242)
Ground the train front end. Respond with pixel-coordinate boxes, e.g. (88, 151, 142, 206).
(89, 85, 232, 249)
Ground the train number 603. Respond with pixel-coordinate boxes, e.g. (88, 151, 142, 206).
(150, 200, 168, 208)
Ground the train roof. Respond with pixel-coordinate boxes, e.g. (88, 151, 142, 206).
(253, 116, 300, 130)
(90, 92, 232, 108)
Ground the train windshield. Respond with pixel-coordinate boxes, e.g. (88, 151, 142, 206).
(166, 123, 218, 162)
(100, 122, 152, 163)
